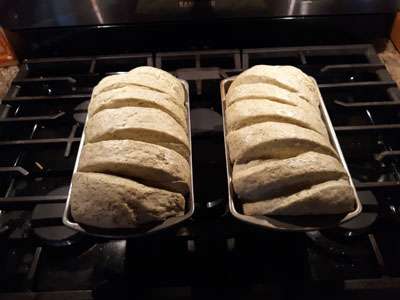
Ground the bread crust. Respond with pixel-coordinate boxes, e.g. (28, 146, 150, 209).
(128, 66, 185, 104)
(92, 67, 185, 107)
(233, 152, 346, 201)
(89, 86, 187, 130)
(71, 172, 185, 228)
(227, 121, 337, 163)
(225, 99, 327, 135)
(78, 140, 190, 194)
(85, 106, 190, 160)
(243, 180, 355, 215)
(226, 83, 319, 113)
(229, 65, 319, 106)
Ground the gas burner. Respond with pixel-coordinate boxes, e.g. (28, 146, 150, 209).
(306, 230, 365, 258)
(338, 189, 378, 236)
(31, 203, 81, 247)
(190, 108, 222, 134)
(0, 210, 32, 239)
(73, 100, 89, 123)
(306, 182, 378, 259)
(31, 186, 82, 247)
(309, 188, 378, 249)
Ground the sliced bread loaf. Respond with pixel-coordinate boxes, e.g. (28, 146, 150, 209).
(78, 140, 190, 194)
(226, 121, 336, 163)
(232, 152, 347, 201)
(243, 180, 355, 216)
(225, 99, 327, 135)
(70, 172, 185, 229)
(85, 107, 190, 160)
(88, 86, 187, 130)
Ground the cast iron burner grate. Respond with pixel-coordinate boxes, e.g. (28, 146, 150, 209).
(1, 45, 400, 299)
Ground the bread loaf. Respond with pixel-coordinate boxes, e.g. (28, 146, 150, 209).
(229, 65, 319, 106)
(85, 106, 190, 160)
(70, 172, 185, 229)
(232, 152, 347, 201)
(243, 180, 355, 216)
(225, 99, 327, 135)
(227, 121, 337, 163)
(78, 140, 190, 194)
(88, 86, 187, 130)
(225, 65, 356, 216)
(70, 67, 191, 230)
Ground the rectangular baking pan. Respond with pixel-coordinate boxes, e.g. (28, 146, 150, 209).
(63, 80, 194, 239)
(220, 76, 362, 231)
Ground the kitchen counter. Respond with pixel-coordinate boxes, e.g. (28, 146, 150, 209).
(0, 65, 18, 99)
(378, 40, 400, 87)
(0, 41, 399, 100)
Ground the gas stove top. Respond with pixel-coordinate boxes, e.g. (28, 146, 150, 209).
(1, 44, 400, 299)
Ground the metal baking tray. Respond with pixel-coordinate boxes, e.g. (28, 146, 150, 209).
(220, 76, 362, 231)
(63, 80, 194, 239)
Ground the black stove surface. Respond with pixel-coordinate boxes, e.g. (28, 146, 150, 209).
(1, 44, 400, 299)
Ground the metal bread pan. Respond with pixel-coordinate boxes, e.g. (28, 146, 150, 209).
(63, 80, 194, 239)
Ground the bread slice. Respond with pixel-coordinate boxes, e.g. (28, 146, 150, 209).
(92, 73, 184, 107)
(225, 99, 327, 135)
(85, 107, 190, 160)
(78, 140, 190, 194)
(128, 66, 185, 104)
(243, 180, 355, 216)
(88, 86, 187, 130)
(92, 74, 134, 97)
(229, 65, 319, 106)
(70, 172, 185, 229)
(233, 152, 347, 201)
(226, 121, 337, 163)
(225, 83, 318, 113)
